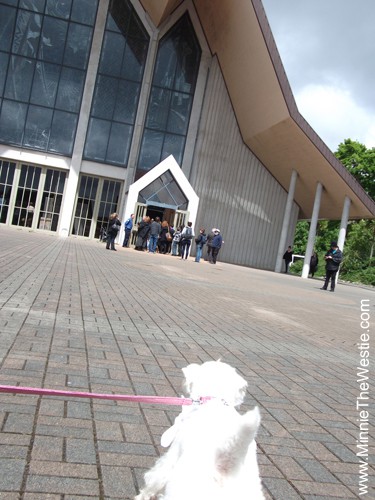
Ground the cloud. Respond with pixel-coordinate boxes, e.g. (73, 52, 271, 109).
(262, 0, 375, 152)
(295, 84, 375, 151)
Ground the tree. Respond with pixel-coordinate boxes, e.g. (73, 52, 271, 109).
(340, 220, 375, 285)
(335, 139, 375, 200)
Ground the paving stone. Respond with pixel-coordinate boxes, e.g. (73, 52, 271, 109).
(293, 479, 356, 497)
(25, 475, 99, 496)
(0, 458, 25, 490)
(23, 494, 62, 499)
(101, 465, 136, 498)
(0, 228, 373, 498)
(262, 477, 302, 499)
(65, 438, 97, 464)
(296, 457, 339, 483)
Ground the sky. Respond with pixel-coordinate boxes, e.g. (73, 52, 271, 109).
(262, 0, 375, 153)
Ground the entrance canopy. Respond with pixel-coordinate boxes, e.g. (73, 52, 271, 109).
(124, 155, 199, 223)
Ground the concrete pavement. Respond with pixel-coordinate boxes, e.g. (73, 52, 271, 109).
(0, 226, 373, 499)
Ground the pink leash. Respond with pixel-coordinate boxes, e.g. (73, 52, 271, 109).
(0, 385, 211, 406)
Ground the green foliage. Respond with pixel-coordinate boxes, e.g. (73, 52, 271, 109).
(340, 261, 375, 286)
(289, 258, 303, 275)
(340, 219, 375, 273)
(292, 221, 309, 254)
(315, 220, 340, 253)
(335, 139, 375, 200)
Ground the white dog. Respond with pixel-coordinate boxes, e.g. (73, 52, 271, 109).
(135, 360, 264, 500)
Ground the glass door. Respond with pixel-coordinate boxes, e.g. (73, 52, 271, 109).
(12, 164, 41, 228)
(131, 202, 147, 245)
(72, 175, 122, 238)
(38, 169, 67, 231)
(71, 175, 99, 237)
(95, 179, 122, 239)
(173, 209, 189, 230)
(0, 160, 16, 224)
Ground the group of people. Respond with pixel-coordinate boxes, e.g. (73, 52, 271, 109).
(282, 245, 319, 276)
(115, 214, 223, 263)
(132, 216, 176, 254)
(283, 241, 343, 292)
(108, 214, 343, 290)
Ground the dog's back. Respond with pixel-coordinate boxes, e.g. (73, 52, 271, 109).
(135, 361, 264, 500)
(161, 402, 264, 500)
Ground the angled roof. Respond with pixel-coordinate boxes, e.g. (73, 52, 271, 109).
(140, 0, 375, 219)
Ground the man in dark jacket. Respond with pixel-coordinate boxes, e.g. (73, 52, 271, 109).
(282, 246, 293, 273)
(149, 217, 161, 253)
(320, 241, 343, 292)
(209, 229, 223, 264)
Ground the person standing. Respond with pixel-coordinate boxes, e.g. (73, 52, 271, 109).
(204, 228, 216, 261)
(158, 220, 169, 254)
(135, 216, 150, 251)
(209, 229, 223, 264)
(282, 246, 293, 273)
(309, 251, 319, 278)
(106, 212, 121, 251)
(320, 241, 343, 292)
(26, 202, 35, 227)
(149, 217, 161, 253)
(171, 226, 182, 256)
(194, 228, 207, 263)
(122, 213, 134, 248)
(180, 221, 194, 259)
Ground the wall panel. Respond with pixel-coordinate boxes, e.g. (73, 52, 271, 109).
(190, 57, 299, 269)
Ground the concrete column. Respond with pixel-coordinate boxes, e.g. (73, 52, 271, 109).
(275, 169, 298, 272)
(58, 0, 109, 236)
(336, 195, 351, 281)
(302, 182, 323, 278)
(338, 195, 351, 251)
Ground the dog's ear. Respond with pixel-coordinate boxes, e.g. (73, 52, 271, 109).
(182, 363, 200, 395)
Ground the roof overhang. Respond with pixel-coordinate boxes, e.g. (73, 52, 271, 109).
(139, 0, 375, 220)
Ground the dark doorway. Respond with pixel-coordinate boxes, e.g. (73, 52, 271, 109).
(146, 205, 164, 221)
(146, 205, 176, 225)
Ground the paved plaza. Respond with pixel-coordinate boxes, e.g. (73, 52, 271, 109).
(0, 226, 373, 499)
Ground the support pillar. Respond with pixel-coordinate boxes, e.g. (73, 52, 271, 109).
(336, 196, 351, 281)
(338, 196, 351, 251)
(302, 182, 323, 278)
(58, 0, 109, 236)
(275, 169, 298, 273)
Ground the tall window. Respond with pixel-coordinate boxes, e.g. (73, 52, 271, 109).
(83, 0, 149, 166)
(0, 160, 16, 224)
(0, 0, 98, 156)
(136, 13, 201, 179)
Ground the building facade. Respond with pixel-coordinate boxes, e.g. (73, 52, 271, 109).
(0, 0, 373, 270)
